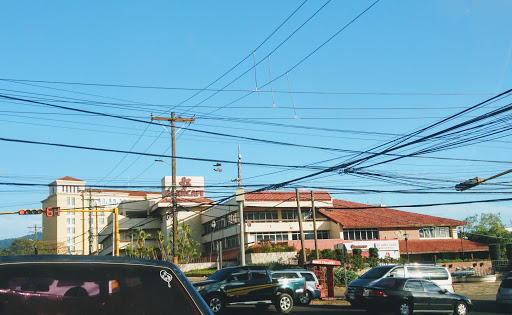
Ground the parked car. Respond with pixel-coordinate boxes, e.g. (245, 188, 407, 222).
(0, 255, 212, 315)
(363, 277, 472, 315)
(496, 273, 512, 311)
(193, 265, 306, 313)
(345, 264, 453, 308)
(271, 269, 322, 305)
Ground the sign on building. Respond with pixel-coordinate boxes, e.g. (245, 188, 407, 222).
(337, 240, 400, 259)
(161, 176, 205, 198)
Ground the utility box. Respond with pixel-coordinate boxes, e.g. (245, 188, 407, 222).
(235, 187, 245, 202)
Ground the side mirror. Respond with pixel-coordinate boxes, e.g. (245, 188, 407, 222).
(440, 289, 448, 294)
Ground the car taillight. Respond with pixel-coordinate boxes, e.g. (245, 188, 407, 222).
(305, 281, 307, 291)
(315, 283, 321, 289)
(498, 287, 502, 294)
(355, 289, 363, 296)
(369, 290, 387, 297)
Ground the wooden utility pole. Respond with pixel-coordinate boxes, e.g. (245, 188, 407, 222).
(233, 145, 246, 266)
(81, 190, 85, 255)
(28, 225, 42, 255)
(151, 112, 195, 265)
(296, 188, 306, 263)
(311, 191, 319, 259)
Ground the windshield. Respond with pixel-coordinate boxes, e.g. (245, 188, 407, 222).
(360, 266, 394, 279)
(206, 268, 233, 281)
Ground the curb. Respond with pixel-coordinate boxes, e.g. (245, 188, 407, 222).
(310, 299, 350, 306)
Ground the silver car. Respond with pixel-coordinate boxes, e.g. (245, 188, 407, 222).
(497, 273, 512, 311)
(272, 269, 322, 305)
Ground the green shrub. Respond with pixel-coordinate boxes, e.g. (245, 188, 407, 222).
(369, 247, 379, 259)
(333, 268, 359, 286)
(506, 244, 512, 261)
(321, 249, 337, 260)
(352, 248, 362, 257)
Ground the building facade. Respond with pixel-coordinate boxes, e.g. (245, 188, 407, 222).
(42, 176, 161, 255)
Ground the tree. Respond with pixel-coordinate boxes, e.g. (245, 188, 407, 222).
(1, 238, 57, 255)
(465, 213, 512, 258)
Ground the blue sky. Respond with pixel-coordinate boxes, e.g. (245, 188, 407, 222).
(1, 0, 512, 239)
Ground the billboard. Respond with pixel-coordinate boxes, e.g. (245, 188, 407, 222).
(161, 176, 205, 198)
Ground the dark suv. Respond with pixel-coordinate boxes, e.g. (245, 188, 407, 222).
(0, 255, 212, 315)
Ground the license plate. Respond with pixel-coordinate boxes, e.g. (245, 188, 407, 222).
(363, 290, 369, 297)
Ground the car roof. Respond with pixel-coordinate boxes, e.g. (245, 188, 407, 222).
(0, 255, 175, 267)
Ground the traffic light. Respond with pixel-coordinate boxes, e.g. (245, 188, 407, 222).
(45, 207, 61, 217)
(18, 209, 43, 215)
(455, 177, 483, 191)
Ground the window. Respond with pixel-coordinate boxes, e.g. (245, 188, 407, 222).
(272, 273, 284, 279)
(281, 210, 297, 221)
(404, 280, 424, 292)
(284, 273, 298, 279)
(407, 267, 449, 280)
(389, 267, 405, 277)
(244, 211, 278, 222)
(291, 230, 329, 240)
(66, 197, 75, 208)
(251, 232, 289, 242)
(224, 236, 239, 249)
(250, 269, 268, 280)
(343, 228, 378, 240)
(300, 273, 315, 281)
(229, 268, 249, 281)
(422, 281, 442, 293)
(419, 227, 450, 238)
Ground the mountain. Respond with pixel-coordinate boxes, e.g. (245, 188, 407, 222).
(0, 232, 42, 249)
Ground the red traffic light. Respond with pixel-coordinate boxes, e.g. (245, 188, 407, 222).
(18, 209, 43, 215)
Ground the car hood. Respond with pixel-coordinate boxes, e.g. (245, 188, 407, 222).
(348, 278, 377, 288)
(193, 279, 222, 287)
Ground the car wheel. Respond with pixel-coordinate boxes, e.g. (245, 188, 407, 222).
(275, 293, 293, 313)
(299, 291, 312, 305)
(454, 301, 468, 315)
(397, 301, 412, 315)
(255, 304, 270, 311)
(207, 294, 224, 313)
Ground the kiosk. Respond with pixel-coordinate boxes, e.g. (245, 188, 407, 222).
(303, 259, 341, 299)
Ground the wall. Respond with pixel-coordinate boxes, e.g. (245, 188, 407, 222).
(179, 261, 237, 273)
(437, 260, 493, 276)
(245, 252, 297, 265)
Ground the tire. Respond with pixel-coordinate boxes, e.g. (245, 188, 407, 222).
(299, 291, 312, 305)
(397, 301, 412, 315)
(255, 304, 270, 311)
(454, 301, 468, 315)
(275, 293, 293, 313)
(206, 294, 224, 314)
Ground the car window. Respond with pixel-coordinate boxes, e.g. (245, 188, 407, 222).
(250, 269, 268, 280)
(373, 278, 397, 288)
(501, 279, 512, 289)
(422, 267, 449, 280)
(422, 280, 442, 293)
(407, 267, 425, 279)
(285, 273, 298, 279)
(360, 266, 394, 279)
(404, 280, 424, 292)
(207, 268, 233, 281)
(389, 267, 405, 277)
(229, 268, 249, 281)
(272, 273, 284, 279)
(300, 273, 315, 281)
(0, 262, 201, 314)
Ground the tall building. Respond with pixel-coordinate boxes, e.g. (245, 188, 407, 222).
(42, 176, 161, 254)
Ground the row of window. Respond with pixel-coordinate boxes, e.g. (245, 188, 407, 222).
(343, 228, 379, 240)
(419, 226, 450, 238)
(203, 235, 241, 253)
(251, 230, 330, 242)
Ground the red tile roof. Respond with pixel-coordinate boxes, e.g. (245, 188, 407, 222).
(319, 199, 466, 228)
(399, 239, 488, 254)
(244, 191, 331, 202)
(57, 176, 84, 182)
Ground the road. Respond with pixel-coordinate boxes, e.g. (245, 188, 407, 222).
(230, 299, 509, 314)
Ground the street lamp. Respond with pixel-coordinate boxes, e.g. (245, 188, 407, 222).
(404, 233, 410, 262)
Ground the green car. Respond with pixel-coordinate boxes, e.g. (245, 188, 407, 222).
(193, 265, 306, 313)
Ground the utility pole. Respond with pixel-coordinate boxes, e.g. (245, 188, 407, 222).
(81, 190, 85, 255)
(311, 191, 319, 260)
(233, 145, 245, 266)
(152, 112, 195, 265)
(88, 189, 93, 255)
(296, 188, 306, 263)
(28, 225, 42, 255)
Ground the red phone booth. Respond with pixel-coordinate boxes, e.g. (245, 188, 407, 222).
(303, 259, 341, 299)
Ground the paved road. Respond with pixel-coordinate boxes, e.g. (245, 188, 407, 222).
(230, 300, 509, 314)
